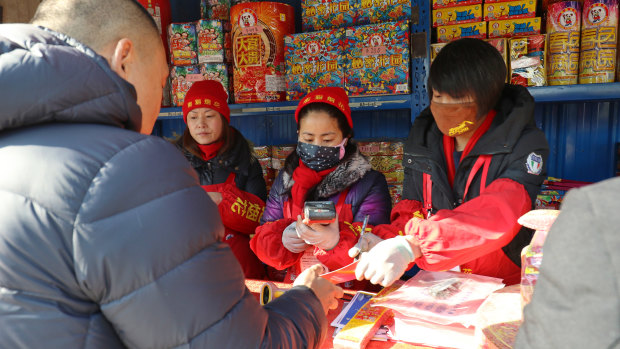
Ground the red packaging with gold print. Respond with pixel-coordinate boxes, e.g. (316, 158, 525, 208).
(231, 2, 295, 103)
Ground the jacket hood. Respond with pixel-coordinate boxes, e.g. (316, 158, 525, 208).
(0, 24, 141, 133)
(281, 144, 372, 198)
(410, 84, 535, 156)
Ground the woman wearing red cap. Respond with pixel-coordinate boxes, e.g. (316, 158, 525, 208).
(250, 86, 393, 285)
(176, 80, 266, 279)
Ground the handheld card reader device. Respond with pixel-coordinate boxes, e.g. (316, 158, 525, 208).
(303, 201, 337, 225)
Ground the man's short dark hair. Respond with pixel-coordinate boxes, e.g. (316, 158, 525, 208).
(31, 0, 159, 52)
(428, 38, 507, 118)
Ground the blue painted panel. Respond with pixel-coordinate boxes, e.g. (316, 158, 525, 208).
(230, 114, 271, 146)
(535, 100, 620, 182)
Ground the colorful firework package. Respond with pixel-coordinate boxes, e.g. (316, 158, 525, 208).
(357, 141, 403, 156)
(284, 29, 346, 101)
(302, 0, 356, 32)
(578, 0, 618, 84)
(170, 65, 203, 107)
(201, 0, 231, 20)
(436, 21, 487, 42)
(168, 22, 199, 66)
(483, 0, 537, 21)
(432, 4, 483, 27)
(432, 0, 482, 9)
(356, 0, 412, 26)
(199, 63, 229, 93)
(231, 2, 295, 103)
(344, 20, 410, 96)
(547, 1, 581, 85)
(510, 34, 546, 86)
(486, 38, 509, 81)
(196, 20, 225, 64)
(488, 17, 541, 38)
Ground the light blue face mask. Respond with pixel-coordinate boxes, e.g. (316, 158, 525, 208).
(296, 138, 347, 171)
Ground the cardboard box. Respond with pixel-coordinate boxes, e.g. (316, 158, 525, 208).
(436, 22, 487, 42)
(199, 63, 229, 92)
(272, 145, 296, 159)
(356, 0, 412, 26)
(488, 17, 541, 38)
(170, 65, 203, 107)
(285, 29, 346, 101)
(196, 20, 225, 64)
(432, 0, 482, 10)
(201, 0, 230, 20)
(432, 4, 483, 27)
(486, 38, 510, 81)
(302, 0, 357, 32)
(509, 34, 546, 86)
(483, 0, 536, 21)
(345, 21, 410, 96)
(168, 22, 198, 66)
(253, 146, 271, 159)
(357, 141, 404, 156)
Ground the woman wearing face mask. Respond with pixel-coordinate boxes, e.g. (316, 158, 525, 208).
(250, 87, 392, 284)
(351, 38, 550, 287)
(176, 80, 267, 279)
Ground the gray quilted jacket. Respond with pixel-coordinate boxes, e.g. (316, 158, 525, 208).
(0, 24, 326, 349)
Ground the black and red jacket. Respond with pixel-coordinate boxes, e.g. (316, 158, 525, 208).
(374, 84, 549, 285)
(176, 128, 267, 279)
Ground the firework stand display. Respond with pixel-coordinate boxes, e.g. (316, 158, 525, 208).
(136, 0, 620, 347)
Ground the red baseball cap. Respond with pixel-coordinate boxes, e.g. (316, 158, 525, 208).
(294, 87, 352, 128)
(182, 80, 230, 124)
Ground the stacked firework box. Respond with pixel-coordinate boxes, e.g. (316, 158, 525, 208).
(287, 0, 412, 99)
(430, 0, 545, 87)
(358, 141, 405, 205)
(254, 145, 296, 192)
(166, 0, 232, 107)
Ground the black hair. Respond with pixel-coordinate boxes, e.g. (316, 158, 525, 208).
(282, 102, 356, 201)
(428, 38, 507, 119)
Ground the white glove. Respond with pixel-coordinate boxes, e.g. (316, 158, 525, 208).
(348, 232, 384, 259)
(282, 221, 308, 253)
(355, 235, 416, 287)
(295, 215, 340, 251)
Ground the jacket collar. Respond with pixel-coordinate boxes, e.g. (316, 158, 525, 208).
(281, 144, 372, 198)
(179, 127, 254, 176)
(0, 24, 141, 133)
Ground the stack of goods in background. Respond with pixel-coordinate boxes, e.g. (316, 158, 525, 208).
(358, 140, 405, 205)
(253, 145, 296, 192)
(285, 0, 412, 100)
(430, 0, 620, 87)
(166, 1, 231, 108)
(546, 1, 581, 85)
(168, 21, 229, 107)
(230, 2, 295, 103)
(578, 0, 618, 83)
(534, 176, 591, 209)
(254, 145, 274, 192)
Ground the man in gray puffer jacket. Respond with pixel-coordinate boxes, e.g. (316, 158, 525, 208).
(0, 0, 342, 348)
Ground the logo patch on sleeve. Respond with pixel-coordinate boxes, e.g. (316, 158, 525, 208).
(526, 152, 543, 175)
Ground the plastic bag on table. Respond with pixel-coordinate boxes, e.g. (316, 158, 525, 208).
(518, 209, 560, 308)
(371, 270, 504, 328)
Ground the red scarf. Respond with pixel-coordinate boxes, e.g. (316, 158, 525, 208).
(198, 141, 223, 161)
(290, 160, 336, 218)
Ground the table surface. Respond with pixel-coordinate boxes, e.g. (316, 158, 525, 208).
(245, 279, 436, 349)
